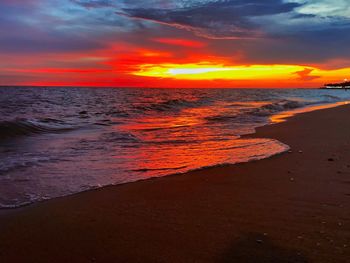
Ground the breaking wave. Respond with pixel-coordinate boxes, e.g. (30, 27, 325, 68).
(250, 99, 306, 117)
(0, 118, 76, 139)
(133, 98, 210, 113)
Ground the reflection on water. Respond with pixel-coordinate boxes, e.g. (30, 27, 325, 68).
(270, 101, 350, 123)
(1, 87, 350, 208)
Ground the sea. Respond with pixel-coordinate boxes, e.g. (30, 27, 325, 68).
(1, 87, 349, 208)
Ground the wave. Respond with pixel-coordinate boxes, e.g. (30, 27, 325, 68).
(321, 94, 341, 101)
(0, 155, 53, 175)
(250, 99, 306, 117)
(133, 98, 210, 113)
(131, 165, 188, 172)
(0, 118, 76, 139)
(205, 115, 238, 122)
(205, 99, 307, 124)
(205, 95, 348, 125)
(101, 132, 140, 143)
(250, 95, 347, 117)
(0, 200, 34, 209)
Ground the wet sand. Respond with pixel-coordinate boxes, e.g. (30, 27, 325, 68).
(0, 104, 350, 262)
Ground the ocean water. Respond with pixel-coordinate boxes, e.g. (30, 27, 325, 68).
(1, 87, 350, 208)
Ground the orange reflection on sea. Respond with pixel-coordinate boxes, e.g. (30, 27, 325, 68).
(270, 101, 350, 123)
(114, 102, 288, 178)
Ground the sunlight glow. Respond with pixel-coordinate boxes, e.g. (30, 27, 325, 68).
(133, 63, 306, 80)
(132, 62, 350, 84)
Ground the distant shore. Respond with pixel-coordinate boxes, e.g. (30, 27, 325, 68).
(1, 104, 350, 262)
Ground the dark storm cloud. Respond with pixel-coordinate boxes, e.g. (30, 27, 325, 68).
(204, 23, 350, 66)
(121, 0, 302, 39)
(70, 0, 115, 8)
(0, 33, 104, 54)
(0, 1, 111, 54)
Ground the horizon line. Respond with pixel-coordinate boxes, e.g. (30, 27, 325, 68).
(0, 85, 318, 89)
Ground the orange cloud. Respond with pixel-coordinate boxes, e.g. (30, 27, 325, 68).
(294, 68, 320, 81)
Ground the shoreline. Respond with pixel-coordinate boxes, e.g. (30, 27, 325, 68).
(1, 103, 350, 262)
(1, 100, 349, 211)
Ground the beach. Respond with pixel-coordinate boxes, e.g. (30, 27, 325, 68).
(0, 103, 349, 262)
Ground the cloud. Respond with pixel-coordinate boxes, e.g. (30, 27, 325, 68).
(289, 0, 350, 19)
(120, 0, 302, 39)
(70, 0, 115, 8)
(0, 0, 110, 54)
(294, 68, 320, 81)
(152, 38, 205, 48)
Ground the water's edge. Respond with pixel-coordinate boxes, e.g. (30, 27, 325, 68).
(2, 99, 349, 211)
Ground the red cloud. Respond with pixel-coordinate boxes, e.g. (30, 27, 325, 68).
(153, 38, 205, 48)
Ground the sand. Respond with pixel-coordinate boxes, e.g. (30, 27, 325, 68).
(0, 104, 349, 263)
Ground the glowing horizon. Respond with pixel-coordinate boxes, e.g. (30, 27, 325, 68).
(131, 62, 350, 86)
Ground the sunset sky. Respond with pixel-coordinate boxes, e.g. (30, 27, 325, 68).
(1, 0, 350, 88)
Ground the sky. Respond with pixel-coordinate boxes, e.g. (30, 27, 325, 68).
(0, 0, 350, 88)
